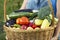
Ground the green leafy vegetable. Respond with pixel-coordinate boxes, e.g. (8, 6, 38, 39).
(38, 6, 52, 20)
(46, 16, 51, 24)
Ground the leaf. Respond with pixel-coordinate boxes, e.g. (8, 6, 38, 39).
(46, 16, 51, 24)
(38, 6, 52, 20)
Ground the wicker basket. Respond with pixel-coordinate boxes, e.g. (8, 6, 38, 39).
(4, 25, 56, 40)
(3, 0, 57, 40)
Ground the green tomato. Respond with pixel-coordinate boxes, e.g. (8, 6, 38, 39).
(13, 24, 21, 28)
(34, 19, 43, 26)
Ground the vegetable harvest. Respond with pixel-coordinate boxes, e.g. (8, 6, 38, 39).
(6, 6, 58, 30)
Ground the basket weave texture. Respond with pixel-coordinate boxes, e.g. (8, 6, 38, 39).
(4, 25, 56, 40)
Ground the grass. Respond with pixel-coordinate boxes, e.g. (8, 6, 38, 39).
(0, 22, 6, 40)
(0, 0, 23, 40)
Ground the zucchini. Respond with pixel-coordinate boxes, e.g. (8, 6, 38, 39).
(7, 12, 37, 20)
(29, 13, 37, 20)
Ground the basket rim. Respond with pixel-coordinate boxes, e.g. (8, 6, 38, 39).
(3, 25, 56, 33)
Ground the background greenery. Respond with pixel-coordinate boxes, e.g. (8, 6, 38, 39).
(0, 0, 23, 40)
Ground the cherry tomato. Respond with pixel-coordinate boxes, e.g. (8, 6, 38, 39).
(16, 18, 21, 24)
(32, 24, 37, 29)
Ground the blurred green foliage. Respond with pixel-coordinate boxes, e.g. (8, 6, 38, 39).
(6, 0, 23, 14)
(0, 0, 23, 40)
(0, 0, 23, 21)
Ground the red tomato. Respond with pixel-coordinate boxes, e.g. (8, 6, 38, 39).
(16, 18, 21, 24)
(32, 24, 37, 29)
(16, 17, 29, 25)
(20, 17, 29, 25)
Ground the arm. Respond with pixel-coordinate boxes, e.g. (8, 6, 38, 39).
(56, 0, 60, 35)
(20, 0, 28, 9)
(57, 0, 60, 18)
(51, 0, 60, 40)
(51, 20, 60, 40)
(56, 0, 60, 37)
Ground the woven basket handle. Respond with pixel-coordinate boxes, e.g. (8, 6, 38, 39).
(4, 0, 7, 22)
(48, 0, 54, 26)
(4, 0, 54, 26)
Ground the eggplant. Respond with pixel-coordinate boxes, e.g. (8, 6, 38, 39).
(14, 9, 33, 13)
(5, 19, 16, 27)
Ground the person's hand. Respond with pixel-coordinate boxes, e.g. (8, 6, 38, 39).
(51, 36, 58, 40)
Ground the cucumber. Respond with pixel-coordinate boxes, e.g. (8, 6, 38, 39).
(29, 13, 37, 20)
(7, 12, 37, 20)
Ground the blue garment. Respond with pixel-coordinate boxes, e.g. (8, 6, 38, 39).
(51, 0, 57, 16)
(26, 0, 48, 10)
(26, 0, 57, 16)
